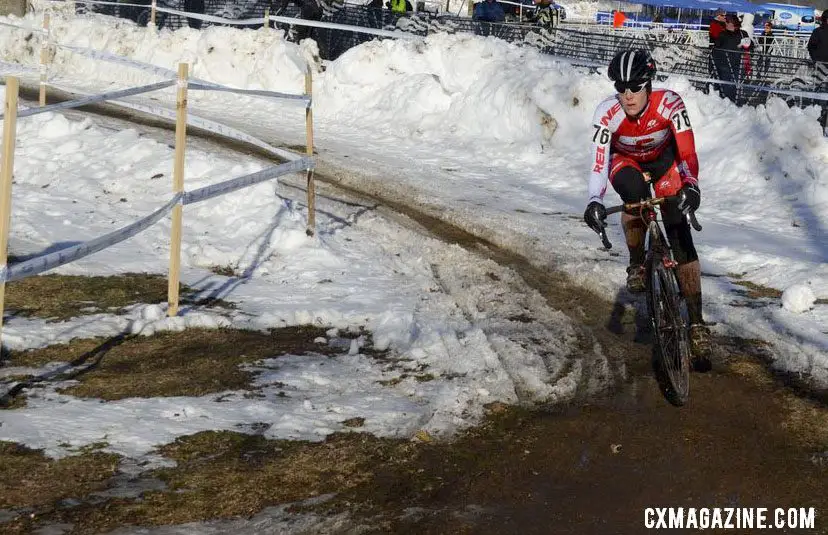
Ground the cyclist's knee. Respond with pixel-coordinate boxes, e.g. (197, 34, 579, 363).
(611, 165, 649, 206)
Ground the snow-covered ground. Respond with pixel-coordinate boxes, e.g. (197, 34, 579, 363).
(0, 1, 824, 473)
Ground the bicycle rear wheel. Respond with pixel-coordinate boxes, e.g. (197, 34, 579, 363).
(647, 257, 691, 406)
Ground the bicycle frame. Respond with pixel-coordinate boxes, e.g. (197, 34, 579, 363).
(599, 195, 702, 251)
(640, 203, 681, 274)
(596, 195, 702, 406)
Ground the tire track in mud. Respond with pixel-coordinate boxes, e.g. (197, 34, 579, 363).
(26, 84, 626, 406)
(26, 86, 828, 534)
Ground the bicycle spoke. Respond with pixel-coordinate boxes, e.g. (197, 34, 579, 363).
(649, 261, 690, 405)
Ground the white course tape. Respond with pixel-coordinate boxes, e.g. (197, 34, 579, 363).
(183, 157, 313, 205)
(0, 80, 176, 120)
(0, 19, 45, 34)
(188, 82, 311, 106)
(153, 5, 266, 26)
(2, 193, 182, 283)
(1, 158, 314, 282)
(0, 61, 39, 77)
(57, 0, 153, 8)
(676, 73, 828, 101)
(153, 5, 418, 39)
(541, 52, 828, 101)
(118, 99, 304, 161)
(56, 44, 313, 104)
(46, 80, 304, 161)
(57, 43, 180, 79)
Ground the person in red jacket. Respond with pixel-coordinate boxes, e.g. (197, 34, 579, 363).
(583, 49, 711, 365)
(708, 9, 727, 46)
(707, 9, 728, 91)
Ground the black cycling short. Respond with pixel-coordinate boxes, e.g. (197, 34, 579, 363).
(609, 143, 698, 265)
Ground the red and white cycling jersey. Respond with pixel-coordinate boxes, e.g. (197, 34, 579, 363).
(587, 89, 699, 205)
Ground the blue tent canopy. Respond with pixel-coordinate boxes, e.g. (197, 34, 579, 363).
(632, 0, 758, 13)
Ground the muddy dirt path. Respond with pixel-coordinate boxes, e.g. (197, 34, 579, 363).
(23, 90, 828, 533)
(317, 180, 828, 534)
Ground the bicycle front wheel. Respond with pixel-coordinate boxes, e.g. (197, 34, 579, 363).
(647, 258, 691, 406)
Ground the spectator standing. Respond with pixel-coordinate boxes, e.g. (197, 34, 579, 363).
(757, 21, 774, 75)
(713, 13, 753, 104)
(367, 0, 384, 28)
(297, 0, 322, 42)
(387, 0, 412, 14)
(707, 9, 727, 92)
(708, 9, 726, 46)
(534, 0, 558, 29)
(474, 0, 505, 35)
(807, 11, 828, 63)
(807, 11, 828, 129)
(474, 0, 505, 22)
(273, 0, 323, 42)
(757, 21, 774, 52)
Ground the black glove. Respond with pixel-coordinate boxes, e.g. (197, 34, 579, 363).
(677, 183, 701, 215)
(583, 201, 607, 234)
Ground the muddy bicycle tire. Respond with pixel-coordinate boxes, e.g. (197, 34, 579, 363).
(647, 256, 691, 406)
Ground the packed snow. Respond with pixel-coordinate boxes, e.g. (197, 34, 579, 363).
(0, 0, 824, 481)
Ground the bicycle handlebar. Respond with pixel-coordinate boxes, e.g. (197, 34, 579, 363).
(598, 195, 702, 250)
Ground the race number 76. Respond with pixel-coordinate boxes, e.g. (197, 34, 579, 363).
(592, 125, 610, 144)
(672, 109, 692, 132)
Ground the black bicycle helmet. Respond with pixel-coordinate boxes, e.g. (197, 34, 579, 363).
(608, 49, 657, 83)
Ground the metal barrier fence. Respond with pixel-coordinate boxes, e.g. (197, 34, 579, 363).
(72, 0, 828, 109)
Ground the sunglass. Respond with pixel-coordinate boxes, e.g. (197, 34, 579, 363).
(614, 80, 647, 94)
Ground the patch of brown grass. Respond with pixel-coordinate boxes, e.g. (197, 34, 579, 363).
(3, 273, 234, 322)
(46, 431, 418, 533)
(7, 338, 105, 369)
(209, 265, 239, 277)
(718, 336, 828, 450)
(0, 441, 119, 510)
(4, 273, 172, 321)
(781, 396, 828, 450)
(731, 279, 783, 299)
(62, 327, 336, 400)
(2, 326, 346, 405)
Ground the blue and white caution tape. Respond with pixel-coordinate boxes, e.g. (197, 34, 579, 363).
(2, 193, 182, 283)
(0, 80, 176, 120)
(56, 43, 181, 80)
(110, 98, 304, 161)
(152, 5, 418, 39)
(0, 61, 39, 77)
(0, 19, 45, 34)
(673, 73, 828, 101)
(0, 158, 314, 282)
(188, 82, 310, 106)
(153, 6, 268, 26)
(183, 157, 313, 205)
(55, 0, 153, 8)
(44, 80, 305, 161)
(56, 44, 310, 103)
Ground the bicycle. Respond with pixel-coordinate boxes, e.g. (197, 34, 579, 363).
(597, 196, 702, 406)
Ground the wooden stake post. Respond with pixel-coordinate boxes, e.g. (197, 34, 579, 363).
(167, 63, 188, 317)
(150, 0, 157, 27)
(39, 13, 50, 107)
(264, 7, 270, 32)
(0, 77, 20, 343)
(305, 68, 315, 236)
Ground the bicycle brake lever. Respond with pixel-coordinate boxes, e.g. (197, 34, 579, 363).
(688, 211, 702, 231)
